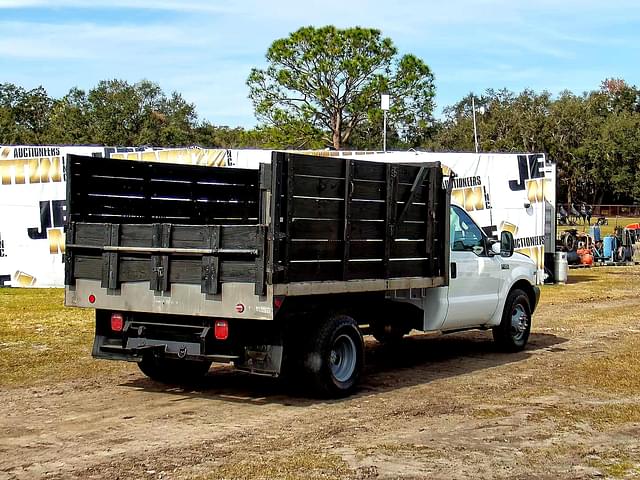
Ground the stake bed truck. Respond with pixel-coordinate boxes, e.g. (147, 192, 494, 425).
(64, 152, 540, 396)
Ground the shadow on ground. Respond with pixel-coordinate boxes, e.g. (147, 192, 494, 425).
(119, 331, 568, 406)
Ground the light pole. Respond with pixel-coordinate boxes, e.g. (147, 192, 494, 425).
(472, 95, 479, 153)
(381, 93, 390, 152)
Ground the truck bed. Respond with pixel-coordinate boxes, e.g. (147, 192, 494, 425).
(64, 152, 448, 318)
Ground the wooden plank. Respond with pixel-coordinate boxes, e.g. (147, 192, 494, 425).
(119, 258, 150, 282)
(120, 224, 153, 247)
(292, 176, 345, 199)
(71, 155, 258, 186)
(220, 260, 257, 283)
(388, 259, 430, 278)
(219, 226, 259, 250)
(354, 161, 386, 182)
(286, 258, 430, 282)
(289, 219, 424, 241)
(288, 154, 344, 178)
(289, 239, 426, 261)
(73, 255, 102, 280)
(75, 175, 146, 196)
(74, 223, 109, 246)
(290, 197, 424, 222)
(147, 180, 257, 203)
(82, 195, 258, 222)
(291, 176, 425, 202)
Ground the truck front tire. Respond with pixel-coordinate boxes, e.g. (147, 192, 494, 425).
(493, 289, 531, 352)
(304, 314, 364, 397)
(138, 355, 212, 383)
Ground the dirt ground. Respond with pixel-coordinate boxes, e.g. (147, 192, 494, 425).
(1, 267, 640, 479)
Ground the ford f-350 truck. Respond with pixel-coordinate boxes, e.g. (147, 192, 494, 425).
(64, 152, 539, 396)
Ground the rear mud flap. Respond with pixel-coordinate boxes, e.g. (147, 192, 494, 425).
(236, 345, 283, 377)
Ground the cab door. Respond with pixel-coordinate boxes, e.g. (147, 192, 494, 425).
(442, 205, 503, 330)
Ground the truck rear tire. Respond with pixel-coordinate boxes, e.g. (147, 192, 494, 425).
(303, 314, 364, 397)
(138, 355, 212, 383)
(492, 289, 531, 352)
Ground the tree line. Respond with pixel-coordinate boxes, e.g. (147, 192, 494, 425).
(1, 26, 639, 205)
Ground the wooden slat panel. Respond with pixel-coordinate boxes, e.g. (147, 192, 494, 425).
(119, 258, 150, 282)
(353, 162, 386, 182)
(169, 259, 200, 284)
(288, 240, 426, 261)
(120, 224, 153, 247)
(74, 223, 109, 246)
(289, 219, 425, 240)
(83, 195, 257, 221)
(291, 176, 344, 199)
(219, 226, 259, 250)
(290, 177, 428, 203)
(171, 225, 208, 248)
(286, 258, 430, 282)
(148, 180, 257, 202)
(69, 155, 258, 186)
(290, 198, 424, 222)
(66, 154, 260, 226)
(173, 260, 258, 283)
(73, 255, 102, 280)
(288, 154, 344, 178)
(220, 261, 256, 283)
(73, 175, 146, 196)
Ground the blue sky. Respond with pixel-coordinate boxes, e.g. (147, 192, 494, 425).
(1, 0, 639, 128)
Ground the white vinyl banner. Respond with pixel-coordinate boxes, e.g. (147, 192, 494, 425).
(0, 147, 553, 287)
(0, 146, 105, 287)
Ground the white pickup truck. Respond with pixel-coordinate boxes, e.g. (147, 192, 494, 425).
(64, 152, 540, 397)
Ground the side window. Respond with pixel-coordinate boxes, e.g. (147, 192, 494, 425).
(450, 205, 485, 253)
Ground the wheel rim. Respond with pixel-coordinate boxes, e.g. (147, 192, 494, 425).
(510, 304, 529, 342)
(329, 333, 357, 383)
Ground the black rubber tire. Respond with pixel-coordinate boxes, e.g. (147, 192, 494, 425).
(562, 233, 576, 252)
(303, 314, 364, 397)
(138, 355, 212, 383)
(492, 289, 531, 352)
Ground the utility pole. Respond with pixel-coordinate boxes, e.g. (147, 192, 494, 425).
(472, 95, 479, 153)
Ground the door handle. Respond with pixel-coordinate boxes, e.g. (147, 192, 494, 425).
(451, 262, 457, 279)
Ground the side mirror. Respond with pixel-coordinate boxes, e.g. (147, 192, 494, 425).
(500, 231, 514, 257)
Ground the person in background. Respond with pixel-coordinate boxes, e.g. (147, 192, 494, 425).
(592, 240, 604, 261)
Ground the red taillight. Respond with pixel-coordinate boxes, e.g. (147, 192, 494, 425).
(274, 296, 284, 309)
(110, 313, 124, 332)
(214, 320, 229, 340)
(88, 294, 96, 304)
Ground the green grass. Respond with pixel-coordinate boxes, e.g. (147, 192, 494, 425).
(0, 288, 125, 387)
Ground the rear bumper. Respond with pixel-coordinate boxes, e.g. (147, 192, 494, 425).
(92, 311, 284, 376)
